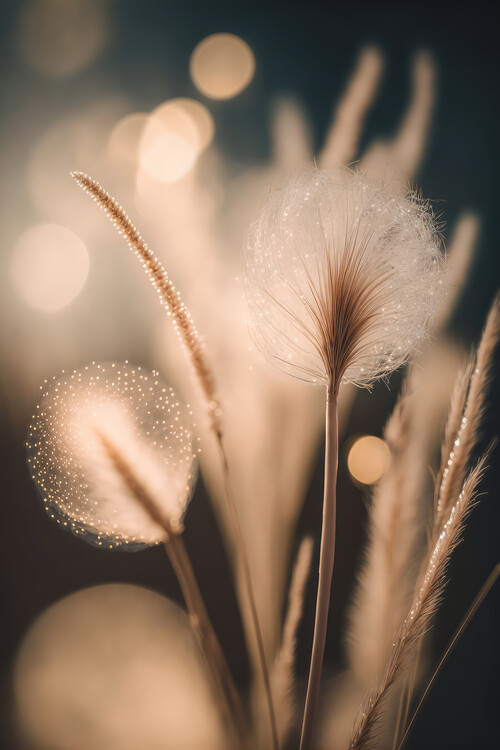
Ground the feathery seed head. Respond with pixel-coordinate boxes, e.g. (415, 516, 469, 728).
(245, 167, 445, 392)
(26, 362, 197, 550)
(71, 171, 220, 429)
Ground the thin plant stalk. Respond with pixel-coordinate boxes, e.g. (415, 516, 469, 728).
(71, 173, 278, 750)
(397, 563, 500, 750)
(165, 534, 249, 750)
(392, 637, 422, 750)
(268, 536, 314, 746)
(392, 686, 407, 750)
(402, 639, 422, 736)
(349, 451, 490, 750)
(299, 390, 339, 750)
(96, 429, 248, 748)
(215, 430, 280, 750)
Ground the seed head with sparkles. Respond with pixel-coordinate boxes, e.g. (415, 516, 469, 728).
(245, 167, 445, 393)
(26, 362, 198, 549)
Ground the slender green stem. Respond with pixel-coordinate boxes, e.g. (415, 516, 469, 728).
(164, 535, 249, 750)
(299, 389, 339, 750)
(216, 432, 280, 750)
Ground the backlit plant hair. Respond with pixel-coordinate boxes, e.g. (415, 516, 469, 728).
(244, 166, 445, 750)
(27, 361, 197, 548)
(26, 361, 247, 747)
(71, 173, 279, 750)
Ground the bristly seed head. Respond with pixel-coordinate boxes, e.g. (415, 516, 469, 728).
(244, 167, 445, 393)
(70, 171, 220, 430)
(26, 362, 198, 550)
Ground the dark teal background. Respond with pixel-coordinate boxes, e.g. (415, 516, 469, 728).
(1, 2, 498, 748)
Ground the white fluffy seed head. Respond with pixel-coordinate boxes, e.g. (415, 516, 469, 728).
(26, 362, 198, 550)
(244, 167, 445, 390)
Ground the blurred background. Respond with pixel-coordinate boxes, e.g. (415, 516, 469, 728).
(0, 1, 499, 749)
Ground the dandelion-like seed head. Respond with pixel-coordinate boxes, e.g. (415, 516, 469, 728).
(245, 167, 445, 392)
(26, 362, 197, 550)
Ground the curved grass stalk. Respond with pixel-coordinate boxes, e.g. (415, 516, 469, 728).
(349, 452, 490, 750)
(397, 564, 500, 749)
(96, 427, 248, 748)
(435, 294, 500, 529)
(72, 172, 279, 750)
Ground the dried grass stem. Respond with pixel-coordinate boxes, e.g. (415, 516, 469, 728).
(98, 427, 248, 748)
(217, 435, 280, 750)
(397, 563, 500, 749)
(299, 390, 338, 750)
(349, 453, 490, 750)
(73, 172, 278, 749)
(165, 534, 249, 749)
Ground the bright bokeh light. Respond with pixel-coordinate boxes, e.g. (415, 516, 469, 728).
(11, 224, 89, 312)
(107, 113, 148, 167)
(139, 99, 214, 183)
(190, 33, 255, 100)
(13, 585, 225, 750)
(173, 98, 215, 150)
(17, 0, 107, 78)
(27, 101, 130, 233)
(347, 435, 391, 485)
(141, 131, 197, 183)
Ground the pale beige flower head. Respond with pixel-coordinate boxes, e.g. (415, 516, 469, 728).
(26, 362, 198, 550)
(245, 167, 445, 392)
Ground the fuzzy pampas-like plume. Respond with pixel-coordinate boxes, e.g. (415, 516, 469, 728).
(348, 294, 500, 749)
(346, 384, 426, 687)
(435, 293, 500, 528)
(349, 452, 490, 750)
(26, 362, 248, 748)
(319, 47, 384, 169)
(437, 213, 479, 327)
(245, 166, 444, 750)
(245, 167, 444, 393)
(26, 362, 197, 548)
(72, 172, 279, 749)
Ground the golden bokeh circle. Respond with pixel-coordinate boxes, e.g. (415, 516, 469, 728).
(347, 435, 391, 485)
(11, 224, 89, 312)
(190, 33, 255, 100)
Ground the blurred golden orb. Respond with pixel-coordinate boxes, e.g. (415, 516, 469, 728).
(27, 101, 130, 233)
(17, 0, 108, 77)
(347, 435, 391, 485)
(13, 585, 226, 750)
(10, 224, 89, 312)
(138, 98, 214, 183)
(107, 113, 148, 167)
(190, 33, 255, 100)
